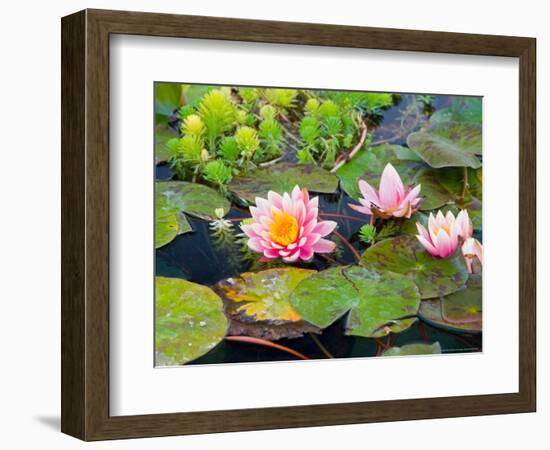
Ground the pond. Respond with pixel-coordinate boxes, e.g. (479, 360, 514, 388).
(154, 86, 483, 366)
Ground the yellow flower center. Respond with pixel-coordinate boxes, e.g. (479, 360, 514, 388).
(269, 211, 299, 246)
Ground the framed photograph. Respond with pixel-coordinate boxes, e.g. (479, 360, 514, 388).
(61, 9, 536, 441)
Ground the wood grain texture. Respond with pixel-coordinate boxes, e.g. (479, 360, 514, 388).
(61, 8, 537, 441)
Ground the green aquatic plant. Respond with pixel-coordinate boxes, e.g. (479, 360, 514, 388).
(358, 224, 377, 244)
(203, 160, 233, 190)
(235, 126, 261, 163)
(259, 118, 284, 157)
(180, 113, 205, 139)
(197, 89, 237, 152)
(239, 87, 260, 104)
(259, 104, 277, 120)
(304, 98, 320, 115)
(264, 88, 298, 112)
(219, 136, 240, 161)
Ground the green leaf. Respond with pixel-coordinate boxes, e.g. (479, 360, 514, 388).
(155, 211, 192, 249)
(215, 268, 320, 340)
(360, 235, 469, 299)
(155, 83, 183, 123)
(290, 266, 420, 338)
(419, 275, 482, 333)
(382, 342, 442, 356)
(155, 125, 178, 163)
(407, 123, 482, 168)
(430, 97, 482, 126)
(155, 277, 229, 365)
(156, 181, 230, 221)
(229, 163, 338, 204)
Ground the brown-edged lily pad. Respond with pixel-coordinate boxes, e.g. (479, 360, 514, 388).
(290, 266, 420, 338)
(382, 342, 442, 356)
(155, 277, 229, 365)
(360, 235, 469, 299)
(155, 187, 193, 248)
(214, 268, 319, 340)
(156, 181, 230, 221)
(230, 163, 338, 204)
(419, 274, 482, 333)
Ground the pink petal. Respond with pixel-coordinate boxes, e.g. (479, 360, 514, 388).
(392, 201, 412, 218)
(403, 184, 421, 206)
(267, 191, 283, 209)
(357, 179, 380, 207)
(305, 233, 322, 247)
(305, 206, 319, 223)
(283, 250, 301, 263)
(291, 185, 302, 202)
(312, 220, 337, 237)
(312, 238, 336, 254)
(241, 224, 258, 239)
(255, 197, 271, 215)
(247, 238, 264, 253)
(299, 246, 314, 261)
(379, 163, 405, 208)
(473, 240, 483, 264)
(282, 193, 293, 214)
(433, 229, 453, 258)
(263, 249, 281, 258)
(349, 203, 372, 215)
(416, 234, 438, 256)
(416, 223, 431, 241)
(456, 210, 473, 239)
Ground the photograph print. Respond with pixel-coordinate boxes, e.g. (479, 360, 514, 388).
(154, 83, 483, 366)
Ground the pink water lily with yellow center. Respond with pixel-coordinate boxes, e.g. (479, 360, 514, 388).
(456, 210, 484, 273)
(349, 163, 422, 219)
(416, 210, 460, 259)
(241, 186, 337, 262)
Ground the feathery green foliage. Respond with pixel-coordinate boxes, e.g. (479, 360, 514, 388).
(219, 136, 240, 161)
(259, 118, 284, 156)
(264, 88, 298, 111)
(235, 126, 260, 160)
(359, 224, 377, 244)
(204, 160, 233, 187)
(198, 90, 237, 151)
(181, 114, 205, 138)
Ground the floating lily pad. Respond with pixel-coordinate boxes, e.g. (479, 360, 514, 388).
(229, 163, 338, 204)
(155, 83, 183, 124)
(215, 268, 319, 340)
(430, 97, 482, 126)
(382, 342, 442, 356)
(419, 275, 482, 333)
(155, 277, 229, 365)
(360, 235, 469, 299)
(155, 188, 193, 248)
(156, 181, 230, 221)
(407, 124, 482, 169)
(290, 266, 420, 338)
(155, 126, 178, 163)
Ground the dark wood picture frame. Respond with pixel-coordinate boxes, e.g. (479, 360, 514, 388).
(61, 8, 536, 441)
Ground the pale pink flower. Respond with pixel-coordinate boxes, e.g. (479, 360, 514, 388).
(456, 210, 483, 273)
(349, 163, 422, 219)
(416, 211, 460, 259)
(241, 186, 337, 262)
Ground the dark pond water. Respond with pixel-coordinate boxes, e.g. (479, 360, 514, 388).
(155, 93, 482, 365)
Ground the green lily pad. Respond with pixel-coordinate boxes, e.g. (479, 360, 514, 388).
(360, 235, 469, 299)
(155, 188, 193, 248)
(156, 181, 230, 221)
(155, 126, 178, 163)
(430, 97, 482, 126)
(419, 275, 482, 333)
(229, 163, 338, 204)
(155, 277, 229, 365)
(155, 83, 183, 124)
(155, 212, 192, 249)
(382, 342, 442, 356)
(290, 266, 420, 338)
(407, 124, 482, 169)
(214, 268, 320, 340)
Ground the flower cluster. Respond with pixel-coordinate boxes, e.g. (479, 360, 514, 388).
(416, 210, 483, 273)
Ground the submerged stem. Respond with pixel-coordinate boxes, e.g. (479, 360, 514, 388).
(225, 336, 309, 360)
(309, 333, 334, 359)
(461, 167, 469, 199)
(332, 229, 362, 263)
(319, 213, 364, 222)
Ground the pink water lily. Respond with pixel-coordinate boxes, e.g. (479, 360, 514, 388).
(349, 163, 422, 219)
(241, 186, 337, 262)
(456, 210, 483, 273)
(416, 210, 460, 258)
